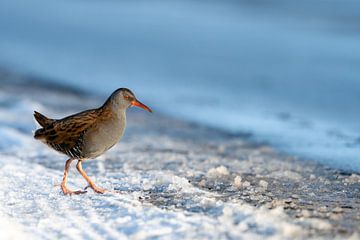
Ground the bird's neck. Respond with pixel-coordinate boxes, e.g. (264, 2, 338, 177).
(102, 97, 128, 114)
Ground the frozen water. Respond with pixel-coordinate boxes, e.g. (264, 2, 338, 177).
(0, 0, 360, 237)
(1, 77, 358, 239)
(0, 0, 360, 171)
(0, 156, 304, 239)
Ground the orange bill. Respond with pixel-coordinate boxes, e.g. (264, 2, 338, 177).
(131, 100, 152, 113)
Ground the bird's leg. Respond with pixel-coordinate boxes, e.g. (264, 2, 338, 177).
(61, 158, 87, 195)
(76, 160, 106, 194)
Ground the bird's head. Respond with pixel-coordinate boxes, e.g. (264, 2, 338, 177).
(109, 88, 152, 113)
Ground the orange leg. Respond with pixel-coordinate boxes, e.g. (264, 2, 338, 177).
(61, 158, 87, 195)
(76, 160, 106, 194)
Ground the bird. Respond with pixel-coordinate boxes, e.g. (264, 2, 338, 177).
(33, 88, 152, 195)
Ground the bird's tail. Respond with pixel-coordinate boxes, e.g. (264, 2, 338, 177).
(33, 111, 54, 127)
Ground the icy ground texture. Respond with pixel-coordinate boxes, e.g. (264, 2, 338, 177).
(0, 74, 359, 239)
(1, 0, 360, 171)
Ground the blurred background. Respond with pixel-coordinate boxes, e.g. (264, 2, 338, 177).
(0, 0, 359, 171)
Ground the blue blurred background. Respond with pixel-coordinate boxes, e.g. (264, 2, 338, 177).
(0, 0, 359, 171)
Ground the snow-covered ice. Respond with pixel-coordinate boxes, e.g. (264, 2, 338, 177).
(0, 71, 358, 239)
(0, 156, 307, 239)
(0, 0, 359, 171)
(0, 0, 360, 237)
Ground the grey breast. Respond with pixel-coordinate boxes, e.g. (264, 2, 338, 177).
(82, 112, 126, 159)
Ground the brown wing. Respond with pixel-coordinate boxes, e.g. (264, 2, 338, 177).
(34, 109, 100, 158)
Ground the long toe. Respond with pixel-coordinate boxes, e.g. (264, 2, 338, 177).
(72, 190, 87, 195)
(92, 186, 107, 194)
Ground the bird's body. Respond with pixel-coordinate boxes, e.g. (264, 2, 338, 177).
(34, 88, 152, 195)
(83, 108, 126, 159)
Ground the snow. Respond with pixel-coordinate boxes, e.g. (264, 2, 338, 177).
(0, 214, 31, 240)
(0, 0, 359, 171)
(242, 181, 251, 188)
(0, 0, 360, 236)
(0, 154, 308, 239)
(233, 176, 242, 189)
(206, 166, 230, 179)
(259, 180, 268, 189)
(0, 80, 352, 239)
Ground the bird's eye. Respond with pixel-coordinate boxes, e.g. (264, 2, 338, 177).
(124, 95, 130, 100)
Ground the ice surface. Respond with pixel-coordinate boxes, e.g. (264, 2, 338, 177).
(0, 74, 358, 239)
(0, 0, 359, 171)
(0, 156, 308, 239)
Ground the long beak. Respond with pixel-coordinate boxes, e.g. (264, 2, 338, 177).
(131, 100, 152, 113)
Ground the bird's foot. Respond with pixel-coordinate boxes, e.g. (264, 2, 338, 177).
(85, 185, 107, 194)
(61, 185, 87, 195)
